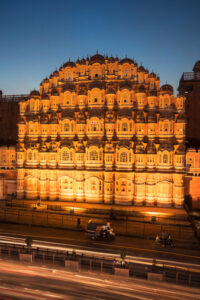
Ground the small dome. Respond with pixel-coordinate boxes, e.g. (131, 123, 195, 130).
(108, 56, 116, 63)
(120, 81, 132, 90)
(60, 141, 73, 148)
(89, 53, 105, 65)
(50, 113, 58, 124)
(105, 111, 115, 123)
(160, 84, 173, 94)
(89, 81, 104, 90)
(146, 142, 156, 154)
(175, 144, 185, 154)
(76, 142, 85, 153)
(18, 116, 26, 124)
(135, 111, 145, 123)
(118, 108, 132, 118)
(118, 140, 131, 149)
(49, 142, 57, 152)
(77, 112, 86, 124)
(27, 114, 38, 122)
(26, 142, 37, 150)
(51, 88, 59, 96)
(40, 114, 49, 124)
(159, 112, 173, 121)
(87, 140, 102, 148)
(30, 90, 40, 97)
(147, 112, 157, 123)
(119, 58, 134, 65)
(53, 70, 59, 76)
(106, 88, 115, 95)
(16, 143, 24, 152)
(62, 109, 75, 119)
(63, 61, 76, 68)
(39, 143, 48, 152)
(193, 60, 200, 72)
(79, 58, 86, 65)
(138, 65, 146, 72)
(149, 72, 156, 78)
(148, 90, 157, 96)
(176, 113, 185, 123)
(138, 85, 146, 93)
(89, 109, 103, 118)
(62, 83, 75, 92)
(41, 93, 49, 100)
(158, 142, 174, 152)
(135, 142, 145, 154)
(42, 78, 49, 83)
(104, 142, 114, 153)
(78, 89, 87, 96)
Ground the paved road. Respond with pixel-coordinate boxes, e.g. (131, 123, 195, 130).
(0, 222, 199, 265)
(0, 260, 200, 300)
(0, 234, 200, 272)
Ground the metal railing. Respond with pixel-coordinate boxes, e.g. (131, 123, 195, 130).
(0, 94, 29, 102)
(0, 242, 200, 288)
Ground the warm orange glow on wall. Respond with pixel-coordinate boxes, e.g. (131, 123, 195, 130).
(16, 54, 186, 209)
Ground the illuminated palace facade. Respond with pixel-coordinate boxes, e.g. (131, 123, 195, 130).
(16, 54, 186, 208)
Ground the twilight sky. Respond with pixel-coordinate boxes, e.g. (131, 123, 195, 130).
(0, 0, 200, 95)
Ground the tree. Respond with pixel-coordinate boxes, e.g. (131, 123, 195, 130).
(120, 248, 127, 267)
(185, 194, 192, 210)
(25, 237, 33, 251)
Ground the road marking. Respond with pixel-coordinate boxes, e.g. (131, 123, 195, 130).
(93, 241, 200, 260)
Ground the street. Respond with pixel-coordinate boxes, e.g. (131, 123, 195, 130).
(0, 260, 200, 299)
(0, 222, 199, 265)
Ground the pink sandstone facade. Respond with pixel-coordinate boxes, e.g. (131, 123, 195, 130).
(16, 54, 186, 208)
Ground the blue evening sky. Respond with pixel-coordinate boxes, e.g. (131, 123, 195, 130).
(0, 0, 200, 95)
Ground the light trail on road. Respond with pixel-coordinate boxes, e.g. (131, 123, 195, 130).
(0, 260, 200, 299)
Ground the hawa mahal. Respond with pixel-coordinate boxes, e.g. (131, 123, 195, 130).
(16, 54, 186, 208)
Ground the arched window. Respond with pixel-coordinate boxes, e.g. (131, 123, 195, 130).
(90, 181, 96, 191)
(29, 123, 34, 133)
(120, 152, 127, 162)
(164, 122, 168, 132)
(91, 122, 99, 131)
(28, 152, 32, 160)
(99, 181, 102, 191)
(118, 122, 120, 131)
(64, 123, 70, 131)
(90, 150, 98, 160)
(33, 151, 36, 161)
(62, 150, 69, 161)
(163, 154, 168, 164)
(122, 122, 128, 131)
(99, 151, 102, 160)
(164, 97, 169, 107)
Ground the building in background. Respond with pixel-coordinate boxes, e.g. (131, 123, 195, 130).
(0, 91, 28, 145)
(185, 148, 200, 209)
(178, 61, 200, 146)
(16, 54, 186, 209)
(0, 146, 16, 199)
(0, 91, 28, 199)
